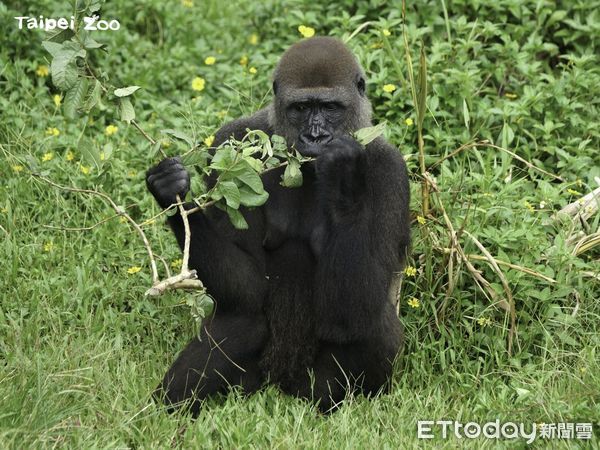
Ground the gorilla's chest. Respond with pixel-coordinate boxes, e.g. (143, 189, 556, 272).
(262, 168, 324, 255)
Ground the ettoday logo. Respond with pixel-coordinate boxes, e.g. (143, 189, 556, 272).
(417, 420, 593, 444)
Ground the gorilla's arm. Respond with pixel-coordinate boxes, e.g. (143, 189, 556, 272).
(146, 108, 272, 313)
(313, 137, 410, 342)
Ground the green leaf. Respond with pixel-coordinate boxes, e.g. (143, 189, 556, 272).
(49, 43, 86, 91)
(501, 122, 514, 148)
(80, 141, 102, 168)
(210, 147, 235, 170)
(281, 159, 303, 188)
(114, 86, 141, 97)
(44, 28, 75, 43)
(103, 142, 113, 160)
(119, 98, 135, 123)
(462, 98, 470, 130)
(83, 80, 102, 112)
(81, 34, 104, 50)
(239, 186, 269, 207)
(63, 78, 89, 118)
(51, 54, 78, 91)
(226, 207, 248, 230)
(41, 41, 63, 57)
(161, 129, 194, 147)
(218, 181, 240, 209)
(236, 168, 264, 194)
(354, 122, 386, 146)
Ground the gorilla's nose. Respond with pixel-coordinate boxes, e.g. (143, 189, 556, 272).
(299, 128, 333, 145)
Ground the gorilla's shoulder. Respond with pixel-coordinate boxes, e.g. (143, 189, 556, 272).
(365, 137, 407, 168)
(214, 106, 274, 146)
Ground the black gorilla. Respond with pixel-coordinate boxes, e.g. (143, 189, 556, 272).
(147, 37, 410, 414)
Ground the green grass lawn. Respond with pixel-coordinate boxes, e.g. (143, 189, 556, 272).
(1, 0, 599, 448)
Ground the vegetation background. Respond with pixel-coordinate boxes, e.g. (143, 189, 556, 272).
(1, 0, 598, 447)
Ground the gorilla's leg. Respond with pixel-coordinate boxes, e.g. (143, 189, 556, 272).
(156, 312, 268, 415)
(294, 308, 403, 412)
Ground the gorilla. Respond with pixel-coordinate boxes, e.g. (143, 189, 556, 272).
(147, 36, 410, 414)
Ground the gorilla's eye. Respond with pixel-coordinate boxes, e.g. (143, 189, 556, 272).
(293, 103, 308, 112)
(357, 77, 366, 95)
(322, 102, 341, 111)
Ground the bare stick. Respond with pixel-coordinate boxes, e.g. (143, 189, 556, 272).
(34, 174, 160, 284)
(176, 194, 191, 272)
(464, 230, 517, 355)
(145, 270, 203, 297)
(556, 186, 600, 221)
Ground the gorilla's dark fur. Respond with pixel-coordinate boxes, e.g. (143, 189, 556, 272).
(146, 37, 410, 414)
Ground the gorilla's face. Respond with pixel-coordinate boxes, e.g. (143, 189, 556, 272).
(285, 95, 347, 157)
(270, 37, 372, 156)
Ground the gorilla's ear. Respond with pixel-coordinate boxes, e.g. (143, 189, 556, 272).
(356, 76, 366, 96)
(273, 80, 279, 95)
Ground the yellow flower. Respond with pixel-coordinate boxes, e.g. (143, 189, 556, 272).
(127, 266, 142, 274)
(105, 125, 118, 136)
(12, 165, 24, 173)
(80, 165, 91, 175)
(298, 25, 315, 38)
(65, 150, 75, 161)
(99, 151, 105, 161)
(383, 28, 391, 36)
(523, 200, 535, 212)
(171, 258, 183, 269)
(192, 76, 205, 92)
(53, 94, 61, 107)
(404, 266, 417, 277)
(127, 169, 137, 178)
(204, 135, 215, 147)
(43, 242, 54, 252)
(417, 215, 426, 224)
(407, 297, 420, 308)
(42, 152, 54, 162)
(239, 55, 249, 66)
(567, 188, 581, 196)
(370, 42, 384, 49)
(45, 127, 60, 137)
(36, 65, 49, 77)
(383, 84, 396, 93)
(119, 216, 128, 224)
(477, 317, 492, 327)
(504, 92, 518, 99)
(249, 67, 257, 74)
(249, 33, 259, 45)
(181, 0, 193, 7)
(204, 56, 216, 65)
(405, 118, 414, 126)
(576, 179, 583, 187)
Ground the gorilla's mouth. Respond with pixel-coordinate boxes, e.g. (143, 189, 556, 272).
(296, 141, 323, 157)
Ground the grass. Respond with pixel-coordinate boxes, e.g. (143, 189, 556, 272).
(1, 0, 599, 447)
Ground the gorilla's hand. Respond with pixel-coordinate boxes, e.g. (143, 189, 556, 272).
(146, 156, 190, 209)
(316, 136, 364, 180)
(315, 136, 366, 208)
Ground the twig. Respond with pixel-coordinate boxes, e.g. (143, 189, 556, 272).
(33, 174, 160, 284)
(556, 186, 600, 221)
(437, 249, 557, 284)
(43, 210, 128, 231)
(145, 270, 203, 297)
(480, 141, 564, 182)
(464, 230, 517, 355)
